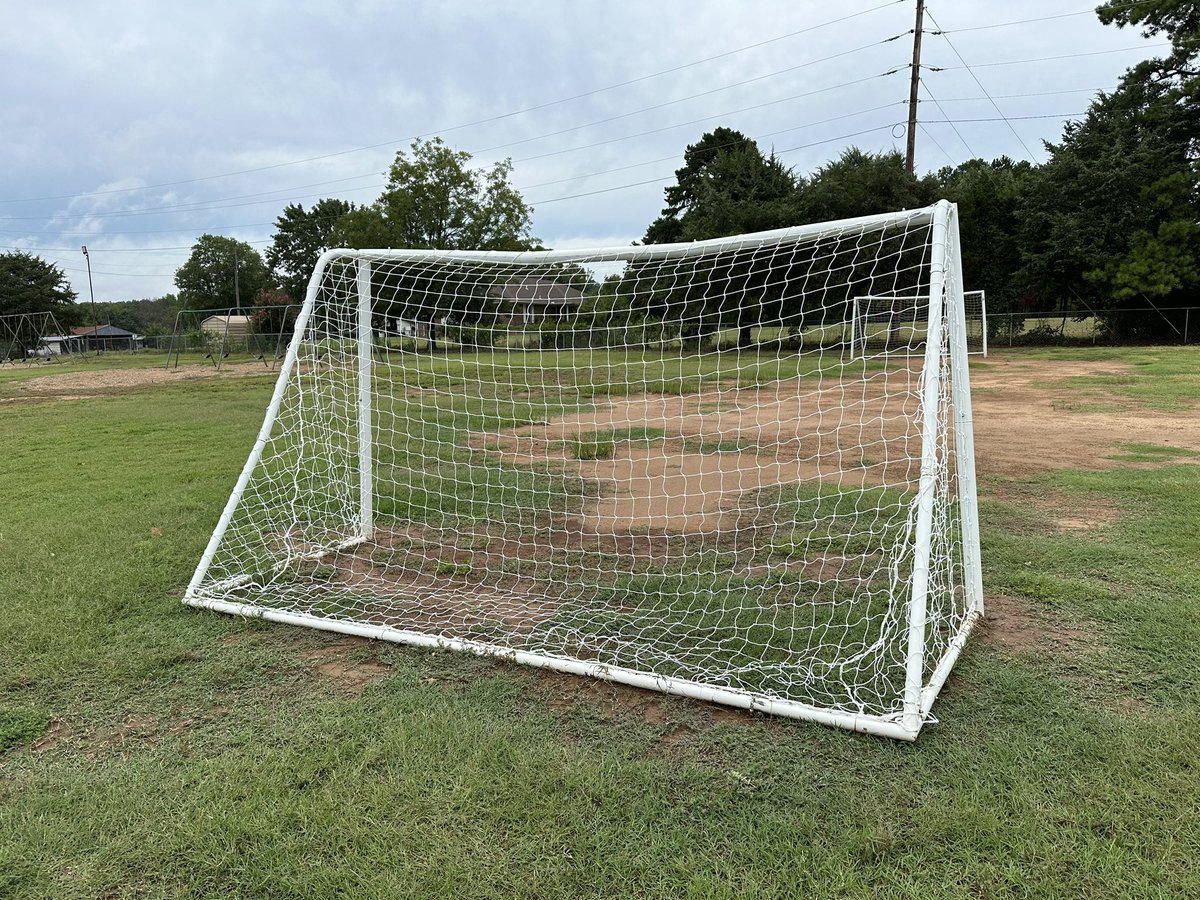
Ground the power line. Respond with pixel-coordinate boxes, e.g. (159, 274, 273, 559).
(0, 173, 383, 222)
(0, 1, 905, 207)
(931, 9, 1095, 34)
(511, 70, 904, 164)
(925, 7, 1037, 160)
(926, 42, 1169, 71)
(917, 122, 958, 166)
(4, 101, 910, 237)
(918, 77, 980, 158)
(0, 77, 907, 236)
(933, 87, 1104, 102)
(5, 43, 908, 226)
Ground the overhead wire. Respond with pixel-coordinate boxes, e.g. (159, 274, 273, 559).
(925, 7, 1038, 159)
(0, 0, 906, 207)
(918, 77, 981, 158)
(6, 6, 1172, 287)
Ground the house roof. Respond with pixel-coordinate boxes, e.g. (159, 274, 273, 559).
(71, 324, 136, 337)
(489, 276, 586, 307)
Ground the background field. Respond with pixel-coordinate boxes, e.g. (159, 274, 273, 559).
(1, 346, 1198, 898)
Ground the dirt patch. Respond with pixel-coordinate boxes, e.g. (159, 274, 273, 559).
(970, 357, 1200, 478)
(301, 637, 392, 695)
(996, 482, 1123, 532)
(480, 377, 919, 532)
(980, 594, 1104, 657)
(18, 361, 272, 398)
(30, 718, 73, 754)
(86, 713, 162, 755)
(311, 659, 392, 695)
(317, 533, 569, 637)
(537, 669, 752, 727)
(475, 357, 1198, 536)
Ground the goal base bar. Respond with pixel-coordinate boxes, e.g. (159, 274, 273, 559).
(184, 595, 923, 741)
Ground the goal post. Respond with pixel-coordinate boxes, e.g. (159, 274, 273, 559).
(851, 289, 987, 358)
(185, 200, 983, 740)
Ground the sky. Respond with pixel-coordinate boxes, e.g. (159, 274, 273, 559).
(0, 0, 1164, 304)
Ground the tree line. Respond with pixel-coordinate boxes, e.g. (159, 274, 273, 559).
(3, 0, 1195, 343)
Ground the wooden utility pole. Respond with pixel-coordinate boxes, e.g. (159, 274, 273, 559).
(905, 0, 925, 175)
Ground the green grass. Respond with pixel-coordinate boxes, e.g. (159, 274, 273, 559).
(1107, 442, 1200, 463)
(569, 426, 668, 460)
(1, 347, 1199, 897)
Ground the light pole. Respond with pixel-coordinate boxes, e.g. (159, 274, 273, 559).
(81, 245, 99, 355)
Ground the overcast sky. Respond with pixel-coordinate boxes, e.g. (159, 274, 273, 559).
(1, 0, 1162, 303)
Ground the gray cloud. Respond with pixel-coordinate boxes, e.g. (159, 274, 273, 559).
(0, 0, 1159, 301)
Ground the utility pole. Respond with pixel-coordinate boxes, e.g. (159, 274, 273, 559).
(81, 245, 99, 355)
(905, 0, 925, 175)
(233, 244, 241, 312)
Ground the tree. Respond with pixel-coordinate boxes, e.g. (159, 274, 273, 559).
(91, 295, 180, 335)
(266, 198, 354, 302)
(333, 138, 534, 251)
(796, 148, 939, 224)
(0, 252, 77, 318)
(642, 129, 801, 347)
(644, 128, 798, 244)
(937, 157, 1038, 317)
(247, 289, 298, 337)
(1097, 0, 1199, 88)
(1017, 72, 1198, 338)
(332, 137, 537, 351)
(175, 235, 270, 312)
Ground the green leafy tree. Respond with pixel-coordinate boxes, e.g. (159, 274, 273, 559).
(332, 137, 536, 351)
(642, 129, 801, 347)
(796, 148, 939, 224)
(266, 198, 355, 302)
(174, 235, 270, 312)
(333, 138, 534, 251)
(644, 127, 798, 244)
(0, 252, 77, 318)
(1097, 0, 1199, 88)
(1017, 74, 1198, 338)
(91, 295, 180, 336)
(1012, 0, 1200, 339)
(937, 157, 1038, 317)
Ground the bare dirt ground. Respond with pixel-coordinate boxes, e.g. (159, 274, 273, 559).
(480, 356, 1198, 535)
(14, 361, 272, 398)
(969, 356, 1199, 477)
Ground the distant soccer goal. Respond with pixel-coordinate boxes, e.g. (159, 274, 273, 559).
(184, 200, 983, 741)
(851, 289, 987, 357)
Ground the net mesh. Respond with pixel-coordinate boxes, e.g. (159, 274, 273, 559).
(188, 206, 977, 732)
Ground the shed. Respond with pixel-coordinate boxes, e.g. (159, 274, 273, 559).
(200, 315, 254, 339)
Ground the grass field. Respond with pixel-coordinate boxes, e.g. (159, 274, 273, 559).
(1, 346, 1198, 898)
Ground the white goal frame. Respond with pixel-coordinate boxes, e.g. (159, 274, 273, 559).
(184, 200, 983, 741)
(851, 289, 987, 358)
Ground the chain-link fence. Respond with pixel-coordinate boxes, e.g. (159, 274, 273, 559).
(992, 307, 1197, 347)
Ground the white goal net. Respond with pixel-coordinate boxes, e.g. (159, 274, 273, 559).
(185, 200, 983, 740)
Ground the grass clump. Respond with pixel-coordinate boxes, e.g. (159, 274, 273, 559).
(569, 426, 667, 460)
(0, 708, 50, 753)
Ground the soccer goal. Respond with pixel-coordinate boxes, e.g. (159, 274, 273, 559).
(851, 289, 987, 358)
(184, 200, 983, 740)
